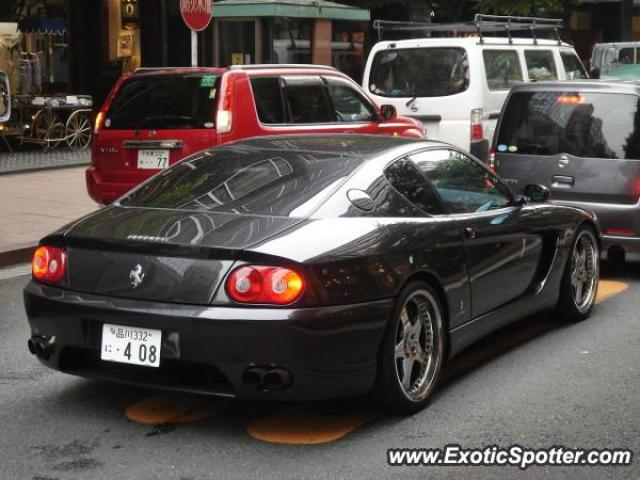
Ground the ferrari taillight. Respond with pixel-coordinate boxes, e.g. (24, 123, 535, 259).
(226, 265, 304, 305)
(32, 245, 67, 284)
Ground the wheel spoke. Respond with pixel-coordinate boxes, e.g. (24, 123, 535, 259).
(401, 356, 414, 390)
(575, 280, 584, 304)
(395, 339, 405, 360)
(415, 343, 429, 366)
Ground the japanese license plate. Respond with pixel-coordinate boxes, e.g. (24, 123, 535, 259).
(101, 323, 162, 368)
(137, 149, 169, 169)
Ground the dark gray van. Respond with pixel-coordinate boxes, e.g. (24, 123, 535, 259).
(493, 81, 640, 261)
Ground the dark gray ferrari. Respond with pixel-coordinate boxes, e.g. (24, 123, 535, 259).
(24, 135, 601, 413)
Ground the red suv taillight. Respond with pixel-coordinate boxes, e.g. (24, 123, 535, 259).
(216, 74, 234, 134)
(226, 265, 304, 305)
(470, 108, 484, 141)
(32, 246, 67, 284)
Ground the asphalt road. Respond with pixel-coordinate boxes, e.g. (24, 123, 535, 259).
(1, 263, 639, 480)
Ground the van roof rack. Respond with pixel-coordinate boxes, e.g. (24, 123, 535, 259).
(373, 14, 564, 45)
(229, 64, 337, 71)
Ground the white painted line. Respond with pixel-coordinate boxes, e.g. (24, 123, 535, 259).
(0, 263, 31, 280)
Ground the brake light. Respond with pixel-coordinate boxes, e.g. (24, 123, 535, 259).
(557, 95, 585, 104)
(94, 111, 104, 135)
(226, 265, 304, 305)
(470, 108, 483, 141)
(216, 75, 234, 134)
(32, 246, 67, 284)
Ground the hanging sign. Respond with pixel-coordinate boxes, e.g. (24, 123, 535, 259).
(180, 0, 213, 32)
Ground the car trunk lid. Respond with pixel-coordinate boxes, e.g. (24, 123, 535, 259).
(63, 207, 303, 304)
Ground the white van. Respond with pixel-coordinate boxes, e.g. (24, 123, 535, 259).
(362, 17, 587, 161)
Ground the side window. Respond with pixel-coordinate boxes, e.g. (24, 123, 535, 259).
(250, 77, 285, 124)
(384, 158, 443, 215)
(325, 77, 376, 122)
(524, 50, 558, 81)
(409, 149, 512, 214)
(483, 50, 523, 90)
(282, 76, 335, 124)
(560, 51, 588, 80)
(617, 47, 635, 64)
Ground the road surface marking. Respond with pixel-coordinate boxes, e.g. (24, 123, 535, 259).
(596, 280, 628, 304)
(246, 407, 378, 445)
(0, 263, 31, 280)
(125, 393, 219, 425)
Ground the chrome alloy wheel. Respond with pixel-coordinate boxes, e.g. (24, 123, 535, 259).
(394, 290, 441, 402)
(570, 230, 599, 313)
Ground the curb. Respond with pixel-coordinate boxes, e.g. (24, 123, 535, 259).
(0, 161, 90, 177)
(0, 245, 36, 268)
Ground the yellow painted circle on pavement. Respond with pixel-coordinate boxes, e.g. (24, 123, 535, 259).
(596, 280, 628, 304)
(125, 393, 219, 425)
(247, 407, 378, 445)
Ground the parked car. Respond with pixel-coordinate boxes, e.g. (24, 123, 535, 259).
(590, 41, 640, 78)
(88, 65, 424, 205)
(493, 81, 640, 262)
(363, 20, 587, 162)
(27, 135, 600, 413)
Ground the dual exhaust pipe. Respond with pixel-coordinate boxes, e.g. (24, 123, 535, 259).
(28, 335, 55, 360)
(242, 365, 292, 391)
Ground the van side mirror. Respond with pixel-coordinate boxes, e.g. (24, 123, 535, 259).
(380, 104, 397, 120)
(0, 71, 10, 123)
(523, 184, 550, 203)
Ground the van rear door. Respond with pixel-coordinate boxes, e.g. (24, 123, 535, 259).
(495, 89, 640, 206)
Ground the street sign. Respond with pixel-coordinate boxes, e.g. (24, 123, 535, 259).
(180, 0, 213, 32)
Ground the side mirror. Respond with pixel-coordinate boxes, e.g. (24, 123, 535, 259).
(380, 104, 397, 120)
(523, 184, 550, 203)
(0, 71, 10, 123)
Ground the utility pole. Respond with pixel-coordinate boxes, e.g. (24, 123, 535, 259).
(621, 0, 634, 41)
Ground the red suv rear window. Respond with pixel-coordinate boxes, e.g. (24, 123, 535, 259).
(105, 73, 219, 130)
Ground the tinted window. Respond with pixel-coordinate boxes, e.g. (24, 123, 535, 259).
(283, 77, 335, 123)
(384, 158, 443, 215)
(121, 146, 364, 217)
(524, 50, 557, 81)
(325, 77, 376, 122)
(369, 47, 469, 98)
(560, 51, 588, 79)
(106, 74, 218, 130)
(483, 50, 523, 91)
(617, 47, 638, 64)
(409, 149, 512, 214)
(497, 92, 640, 159)
(251, 77, 285, 124)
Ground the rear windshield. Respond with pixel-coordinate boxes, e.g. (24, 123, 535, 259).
(369, 47, 469, 98)
(105, 74, 219, 130)
(496, 91, 640, 159)
(120, 146, 364, 217)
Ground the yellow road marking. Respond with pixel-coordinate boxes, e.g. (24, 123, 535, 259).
(125, 393, 219, 425)
(596, 280, 629, 304)
(246, 407, 378, 445)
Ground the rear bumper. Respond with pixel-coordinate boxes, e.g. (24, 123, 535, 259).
(85, 167, 144, 205)
(23, 281, 393, 401)
(549, 198, 640, 256)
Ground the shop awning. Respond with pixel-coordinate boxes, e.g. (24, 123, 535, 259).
(17, 18, 65, 35)
(213, 0, 370, 21)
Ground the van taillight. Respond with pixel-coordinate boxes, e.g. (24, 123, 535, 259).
(216, 75, 234, 134)
(32, 246, 67, 284)
(470, 108, 484, 141)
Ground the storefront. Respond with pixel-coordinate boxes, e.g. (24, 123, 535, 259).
(211, 0, 370, 80)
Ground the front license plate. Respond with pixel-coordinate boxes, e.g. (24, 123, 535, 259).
(101, 323, 162, 368)
(137, 149, 169, 169)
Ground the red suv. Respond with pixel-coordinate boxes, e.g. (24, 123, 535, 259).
(88, 65, 425, 204)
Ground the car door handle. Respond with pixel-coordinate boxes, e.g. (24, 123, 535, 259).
(464, 227, 476, 239)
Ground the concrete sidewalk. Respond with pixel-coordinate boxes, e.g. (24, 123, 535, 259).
(0, 166, 97, 265)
